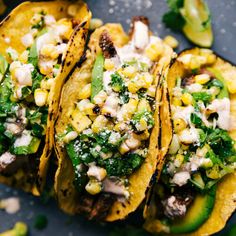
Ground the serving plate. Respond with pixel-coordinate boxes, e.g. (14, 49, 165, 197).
(0, 0, 235, 235)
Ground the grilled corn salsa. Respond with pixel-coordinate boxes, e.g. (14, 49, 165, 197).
(0, 10, 75, 172)
(60, 19, 168, 198)
(157, 50, 236, 224)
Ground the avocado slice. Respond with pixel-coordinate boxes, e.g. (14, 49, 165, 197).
(207, 67, 229, 99)
(180, 0, 213, 47)
(12, 137, 41, 155)
(169, 186, 216, 234)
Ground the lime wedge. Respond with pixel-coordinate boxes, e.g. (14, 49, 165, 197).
(180, 0, 213, 47)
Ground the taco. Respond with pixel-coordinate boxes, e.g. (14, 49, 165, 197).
(0, 1, 91, 195)
(144, 48, 236, 235)
(54, 17, 174, 221)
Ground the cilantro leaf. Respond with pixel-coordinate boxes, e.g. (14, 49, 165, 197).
(163, 0, 185, 31)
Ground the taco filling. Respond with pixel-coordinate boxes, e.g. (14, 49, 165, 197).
(56, 17, 173, 220)
(0, 9, 79, 181)
(145, 49, 236, 234)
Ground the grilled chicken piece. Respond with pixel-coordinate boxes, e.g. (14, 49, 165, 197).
(162, 192, 194, 219)
(0, 152, 16, 172)
(99, 30, 117, 58)
(130, 16, 150, 51)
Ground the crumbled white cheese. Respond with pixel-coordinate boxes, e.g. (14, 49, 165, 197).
(44, 15, 56, 26)
(178, 127, 199, 144)
(186, 83, 203, 93)
(172, 171, 190, 186)
(14, 63, 34, 86)
(87, 165, 107, 181)
(14, 130, 33, 148)
(4, 37, 10, 44)
(103, 71, 113, 94)
(36, 32, 56, 53)
(207, 98, 231, 130)
(103, 95, 119, 117)
(56, 43, 67, 55)
(21, 33, 34, 47)
(5, 123, 22, 135)
(6, 47, 18, 60)
(108, 132, 121, 145)
(172, 105, 194, 125)
(0, 197, 20, 214)
(168, 134, 180, 155)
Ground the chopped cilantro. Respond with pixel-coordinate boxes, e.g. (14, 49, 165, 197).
(192, 92, 212, 104)
(162, 0, 185, 31)
(190, 113, 202, 127)
(110, 72, 129, 104)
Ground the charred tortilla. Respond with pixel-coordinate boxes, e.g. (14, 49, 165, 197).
(0, 1, 91, 195)
(54, 17, 174, 221)
(144, 48, 236, 235)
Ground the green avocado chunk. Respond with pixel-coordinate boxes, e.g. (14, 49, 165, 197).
(169, 186, 216, 234)
(207, 67, 229, 99)
(12, 137, 41, 155)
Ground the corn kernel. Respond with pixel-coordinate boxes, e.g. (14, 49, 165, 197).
(91, 115, 108, 133)
(227, 80, 236, 94)
(206, 54, 217, 65)
(206, 165, 220, 179)
(181, 144, 189, 150)
(87, 165, 107, 181)
(138, 129, 150, 140)
(90, 18, 103, 30)
(44, 78, 54, 90)
(85, 179, 102, 195)
(174, 118, 187, 133)
(122, 66, 137, 78)
(19, 50, 29, 64)
(209, 86, 220, 96)
(181, 93, 193, 105)
(70, 109, 92, 133)
(34, 89, 48, 107)
(56, 19, 73, 41)
(78, 83, 91, 99)
(174, 154, 184, 167)
(84, 103, 95, 116)
(40, 44, 59, 59)
(128, 81, 140, 93)
(114, 122, 127, 132)
(39, 64, 53, 75)
(147, 85, 156, 97)
(164, 35, 179, 49)
(104, 59, 115, 71)
(63, 131, 78, 143)
(172, 97, 182, 106)
(199, 49, 216, 65)
(119, 142, 130, 154)
(196, 144, 210, 157)
(67, 4, 78, 17)
(120, 99, 139, 120)
(93, 90, 107, 105)
(201, 158, 213, 169)
(190, 57, 201, 70)
(195, 74, 210, 85)
(140, 73, 153, 89)
(137, 99, 151, 112)
(145, 43, 163, 61)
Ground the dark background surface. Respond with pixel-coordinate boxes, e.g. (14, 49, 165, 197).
(0, 0, 236, 235)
